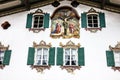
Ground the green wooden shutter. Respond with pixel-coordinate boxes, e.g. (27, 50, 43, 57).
(49, 47, 55, 65)
(106, 51, 115, 67)
(44, 13, 50, 28)
(99, 13, 106, 28)
(78, 47, 85, 66)
(57, 47, 63, 65)
(81, 13, 87, 28)
(3, 50, 11, 65)
(26, 13, 33, 28)
(27, 47, 35, 65)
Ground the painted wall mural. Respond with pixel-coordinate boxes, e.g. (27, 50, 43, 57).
(50, 6, 80, 38)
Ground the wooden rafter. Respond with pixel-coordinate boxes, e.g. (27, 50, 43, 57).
(101, 0, 106, 9)
(24, 0, 30, 10)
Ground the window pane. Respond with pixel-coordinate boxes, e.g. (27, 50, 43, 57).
(88, 16, 92, 19)
(42, 60, 47, 65)
(71, 49, 76, 55)
(65, 55, 70, 60)
(43, 55, 47, 60)
(43, 48, 48, 54)
(37, 60, 41, 65)
(65, 61, 70, 65)
(39, 21, 43, 23)
(36, 55, 41, 60)
(88, 24, 92, 27)
(114, 52, 120, 67)
(93, 20, 98, 23)
(40, 16, 43, 19)
(71, 61, 76, 65)
(94, 24, 98, 27)
(93, 15, 97, 19)
(34, 25, 37, 28)
(39, 24, 43, 28)
(65, 48, 70, 55)
(37, 48, 42, 55)
(0, 51, 4, 61)
(34, 20, 38, 23)
(71, 55, 75, 60)
(34, 16, 39, 20)
(88, 20, 92, 23)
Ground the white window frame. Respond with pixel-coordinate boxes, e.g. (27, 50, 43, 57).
(0, 51, 4, 64)
(32, 13, 44, 29)
(63, 48, 78, 66)
(87, 13, 99, 28)
(114, 52, 120, 67)
(34, 48, 49, 66)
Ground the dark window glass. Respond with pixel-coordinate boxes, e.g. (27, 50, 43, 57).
(94, 24, 98, 27)
(88, 24, 92, 27)
(88, 20, 92, 23)
(88, 16, 92, 19)
(33, 15, 44, 28)
(87, 14, 98, 28)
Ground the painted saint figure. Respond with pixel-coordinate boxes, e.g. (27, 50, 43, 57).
(69, 23, 75, 33)
(52, 23, 61, 34)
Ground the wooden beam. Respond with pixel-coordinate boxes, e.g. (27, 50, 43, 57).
(24, 0, 30, 10)
(101, 0, 105, 9)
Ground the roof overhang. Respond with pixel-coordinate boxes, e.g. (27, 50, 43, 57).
(0, 0, 119, 17)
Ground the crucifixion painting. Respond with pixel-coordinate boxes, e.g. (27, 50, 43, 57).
(50, 6, 80, 38)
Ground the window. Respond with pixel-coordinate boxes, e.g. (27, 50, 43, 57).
(87, 14, 98, 28)
(64, 48, 78, 66)
(57, 47, 84, 66)
(56, 41, 85, 73)
(0, 51, 4, 65)
(34, 48, 49, 66)
(27, 47, 55, 66)
(27, 41, 55, 72)
(81, 8, 106, 32)
(26, 9, 50, 33)
(33, 15, 44, 28)
(106, 42, 120, 71)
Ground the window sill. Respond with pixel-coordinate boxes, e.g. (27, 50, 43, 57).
(0, 65, 5, 69)
(112, 67, 120, 71)
(60, 66, 81, 73)
(85, 28, 101, 33)
(29, 28, 45, 33)
(31, 65, 51, 72)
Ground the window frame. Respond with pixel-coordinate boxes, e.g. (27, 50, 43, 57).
(87, 13, 99, 28)
(32, 13, 44, 29)
(63, 48, 78, 66)
(34, 47, 49, 66)
(81, 8, 106, 33)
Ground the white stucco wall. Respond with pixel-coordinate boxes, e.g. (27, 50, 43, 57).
(0, 1, 120, 80)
